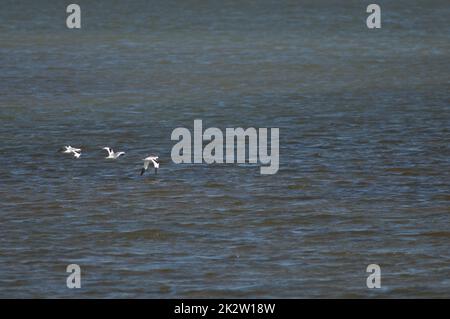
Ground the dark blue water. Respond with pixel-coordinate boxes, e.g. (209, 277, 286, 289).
(0, 0, 449, 298)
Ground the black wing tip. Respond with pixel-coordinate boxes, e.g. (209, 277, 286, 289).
(140, 168, 145, 176)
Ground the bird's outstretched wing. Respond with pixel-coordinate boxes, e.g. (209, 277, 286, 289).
(72, 151, 81, 158)
(69, 146, 81, 152)
(143, 160, 151, 170)
(150, 158, 159, 168)
(103, 147, 114, 156)
(142, 156, 159, 175)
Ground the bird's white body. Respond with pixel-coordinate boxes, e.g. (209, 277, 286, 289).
(141, 156, 159, 175)
(103, 147, 125, 159)
(61, 145, 82, 158)
(63, 145, 81, 154)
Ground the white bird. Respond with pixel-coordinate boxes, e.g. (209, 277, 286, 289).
(61, 145, 81, 154)
(102, 147, 125, 159)
(60, 145, 82, 158)
(141, 156, 159, 175)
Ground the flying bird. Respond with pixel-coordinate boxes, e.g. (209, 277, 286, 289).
(102, 147, 125, 159)
(61, 145, 81, 154)
(60, 146, 82, 158)
(141, 156, 159, 175)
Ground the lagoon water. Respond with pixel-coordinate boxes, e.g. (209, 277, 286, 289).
(0, 0, 449, 298)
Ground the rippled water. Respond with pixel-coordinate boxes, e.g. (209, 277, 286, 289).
(0, 0, 449, 298)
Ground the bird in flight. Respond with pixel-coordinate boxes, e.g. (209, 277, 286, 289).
(102, 147, 125, 159)
(61, 145, 81, 154)
(60, 145, 82, 158)
(141, 156, 159, 175)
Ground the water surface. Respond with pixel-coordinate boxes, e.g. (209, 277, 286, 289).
(0, 0, 449, 298)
